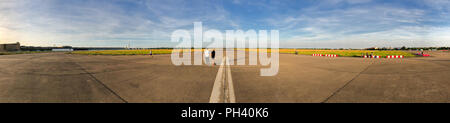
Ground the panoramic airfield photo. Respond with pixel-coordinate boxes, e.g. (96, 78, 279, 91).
(0, 0, 449, 103)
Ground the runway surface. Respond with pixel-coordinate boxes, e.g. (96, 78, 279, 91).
(0, 51, 448, 103)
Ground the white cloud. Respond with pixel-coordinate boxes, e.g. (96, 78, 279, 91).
(0, 0, 240, 47)
(272, 2, 450, 48)
(346, 0, 372, 4)
(423, 0, 450, 10)
(1, 0, 449, 48)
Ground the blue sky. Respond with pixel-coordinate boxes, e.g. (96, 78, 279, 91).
(1, 0, 449, 48)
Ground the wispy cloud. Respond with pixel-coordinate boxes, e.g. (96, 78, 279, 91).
(0, 0, 448, 48)
(270, 0, 449, 48)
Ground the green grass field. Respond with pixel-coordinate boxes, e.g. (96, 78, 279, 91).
(69, 49, 417, 58)
(278, 49, 416, 57)
(69, 49, 173, 55)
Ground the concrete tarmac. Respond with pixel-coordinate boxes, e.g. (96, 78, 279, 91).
(0, 51, 448, 103)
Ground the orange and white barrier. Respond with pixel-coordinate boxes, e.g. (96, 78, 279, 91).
(363, 55, 380, 58)
(325, 54, 338, 57)
(312, 54, 323, 56)
(386, 55, 403, 58)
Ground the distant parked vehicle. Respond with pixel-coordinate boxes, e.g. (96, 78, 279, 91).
(415, 53, 430, 57)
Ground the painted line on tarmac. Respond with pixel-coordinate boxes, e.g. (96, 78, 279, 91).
(321, 63, 372, 103)
(209, 56, 236, 103)
(209, 57, 226, 103)
(67, 55, 128, 103)
(225, 56, 236, 103)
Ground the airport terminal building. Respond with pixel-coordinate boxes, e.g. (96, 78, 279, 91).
(0, 42, 20, 52)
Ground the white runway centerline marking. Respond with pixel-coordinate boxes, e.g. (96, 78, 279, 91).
(209, 56, 236, 103)
(225, 57, 236, 103)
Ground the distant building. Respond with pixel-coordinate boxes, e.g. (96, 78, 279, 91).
(51, 46, 73, 52)
(52, 48, 73, 52)
(0, 42, 20, 52)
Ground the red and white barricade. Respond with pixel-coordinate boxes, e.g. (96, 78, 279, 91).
(325, 54, 338, 57)
(363, 55, 380, 58)
(312, 54, 323, 56)
(386, 55, 403, 58)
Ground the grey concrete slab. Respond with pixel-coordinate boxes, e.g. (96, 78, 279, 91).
(326, 52, 450, 103)
(230, 54, 370, 102)
(0, 51, 448, 103)
(70, 54, 219, 103)
(0, 53, 123, 102)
